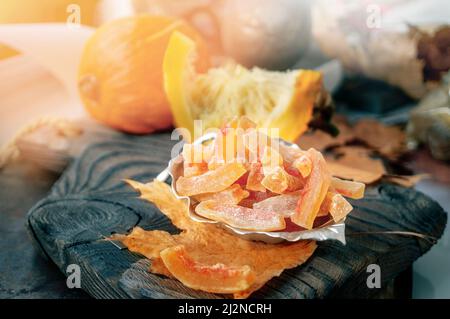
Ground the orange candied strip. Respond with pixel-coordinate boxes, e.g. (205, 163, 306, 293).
(331, 177, 365, 199)
(278, 144, 312, 178)
(243, 129, 274, 163)
(328, 192, 353, 222)
(317, 192, 333, 217)
(214, 125, 245, 164)
(176, 162, 247, 196)
(246, 163, 266, 192)
(238, 190, 274, 208)
(193, 184, 249, 204)
(182, 142, 214, 163)
(260, 145, 284, 169)
(317, 191, 353, 221)
(260, 145, 304, 194)
(182, 143, 214, 177)
(195, 200, 286, 231)
(292, 148, 331, 229)
(261, 166, 304, 194)
(253, 193, 299, 217)
(293, 154, 312, 178)
(183, 161, 208, 177)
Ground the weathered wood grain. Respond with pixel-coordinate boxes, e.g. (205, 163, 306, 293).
(26, 132, 447, 299)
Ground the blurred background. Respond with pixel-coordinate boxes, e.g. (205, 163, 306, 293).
(0, 0, 449, 299)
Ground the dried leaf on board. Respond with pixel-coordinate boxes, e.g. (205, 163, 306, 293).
(324, 146, 386, 184)
(116, 180, 316, 299)
(297, 116, 354, 151)
(353, 119, 406, 159)
(382, 174, 429, 188)
(296, 115, 410, 184)
(326, 161, 383, 184)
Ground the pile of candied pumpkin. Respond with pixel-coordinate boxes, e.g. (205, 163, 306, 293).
(176, 117, 365, 232)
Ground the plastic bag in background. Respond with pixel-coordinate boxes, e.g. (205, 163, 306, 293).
(313, 0, 450, 99)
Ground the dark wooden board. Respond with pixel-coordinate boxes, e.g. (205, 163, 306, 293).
(26, 133, 447, 299)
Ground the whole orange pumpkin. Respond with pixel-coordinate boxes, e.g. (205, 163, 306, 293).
(78, 15, 210, 133)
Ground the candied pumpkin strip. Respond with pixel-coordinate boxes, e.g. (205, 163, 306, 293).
(331, 177, 365, 199)
(182, 142, 214, 164)
(238, 190, 275, 208)
(317, 192, 333, 217)
(243, 129, 274, 163)
(181, 143, 214, 177)
(176, 162, 247, 196)
(192, 184, 249, 204)
(214, 123, 249, 164)
(278, 143, 305, 163)
(261, 145, 284, 172)
(261, 166, 304, 194)
(183, 161, 208, 177)
(195, 200, 286, 231)
(293, 154, 312, 178)
(260, 145, 304, 193)
(292, 148, 331, 229)
(328, 193, 353, 222)
(246, 162, 266, 192)
(317, 191, 353, 221)
(277, 143, 312, 178)
(253, 193, 299, 217)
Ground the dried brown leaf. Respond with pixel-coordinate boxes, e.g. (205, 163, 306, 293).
(297, 116, 354, 151)
(324, 146, 385, 184)
(382, 174, 430, 188)
(353, 119, 406, 159)
(326, 161, 383, 184)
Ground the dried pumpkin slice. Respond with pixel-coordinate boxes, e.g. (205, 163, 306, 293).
(160, 245, 256, 294)
(331, 177, 365, 199)
(192, 184, 249, 204)
(292, 148, 331, 229)
(176, 162, 247, 196)
(195, 200, 286, 231)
